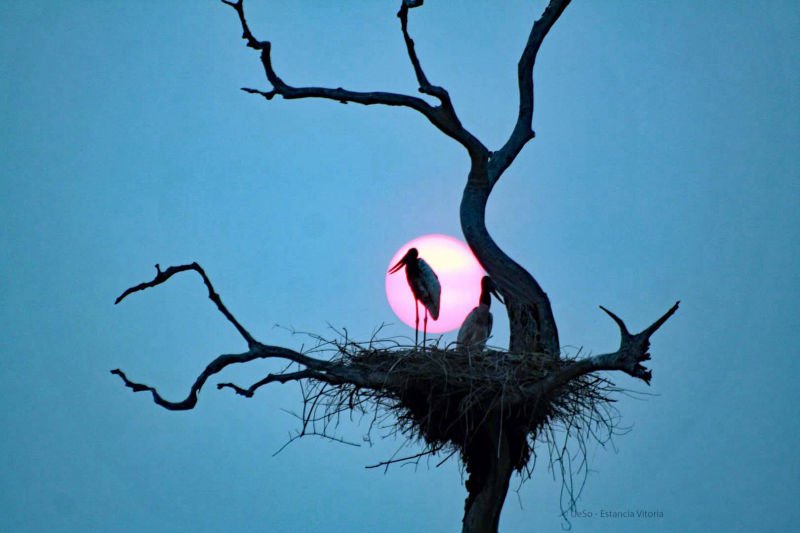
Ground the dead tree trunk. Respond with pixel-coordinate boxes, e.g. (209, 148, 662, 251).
(111, 2, 680, 533)
(462, 420, 515, 533)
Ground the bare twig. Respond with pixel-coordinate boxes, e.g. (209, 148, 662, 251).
(217, 369, 328, 398)
(366, 443, 445, 471)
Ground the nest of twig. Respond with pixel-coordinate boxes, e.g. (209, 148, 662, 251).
(287, 330, 626, 512)
(353, 347, 581, 455)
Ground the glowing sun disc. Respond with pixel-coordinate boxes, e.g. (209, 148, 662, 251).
(385, 234, 484, 334)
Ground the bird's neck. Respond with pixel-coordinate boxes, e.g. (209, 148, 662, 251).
(479, 291, 491, 308)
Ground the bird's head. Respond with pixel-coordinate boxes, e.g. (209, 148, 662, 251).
(388, 248, 418, 274)
(481, 275, 504, 305)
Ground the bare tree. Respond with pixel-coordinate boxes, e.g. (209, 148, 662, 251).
(111, 1, 679, 531)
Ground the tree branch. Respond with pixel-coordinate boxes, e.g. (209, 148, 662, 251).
(365, 443, 445, 472)
(218, 369, 332, 398)
(535, 301, 680, 395)
(221, 0, 488, 157)
(397, 2, 446, 101)
(111, 339, 369, 411)
(111, 349, 270, 411)
(115, 262, 257, 348)
(112, 262, 364, 410)
(488, 0, 571, 185)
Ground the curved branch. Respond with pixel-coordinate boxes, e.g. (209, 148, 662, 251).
(112, 341, 369, 410)
(397, 2, 446, 101)
(218, 369, 331, 398)
(115, 262, 257, 347)
(395, 1, 486, 157)
(489, 0, 571, 185)
(222, 0, 487, 157)
(599, 305, 631, 337)
(111, 349, 266, 410)
(112, 262, 357, 410)
(244, 43, 433, 114)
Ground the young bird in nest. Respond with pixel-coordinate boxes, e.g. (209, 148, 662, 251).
(457, 275, 503, 351)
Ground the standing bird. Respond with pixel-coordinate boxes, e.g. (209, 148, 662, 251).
(457, 276, 503, 352)
(388, 248, 441, 348)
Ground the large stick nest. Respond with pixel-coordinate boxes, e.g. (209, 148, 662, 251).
(354, 347, 589, 454)
(289, 330, 626, 507)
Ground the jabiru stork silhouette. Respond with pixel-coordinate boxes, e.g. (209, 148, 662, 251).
(388, 247, 441, 348)
(457, 275, 503, 352)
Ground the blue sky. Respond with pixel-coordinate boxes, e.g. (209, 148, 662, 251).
(2, 1, 798, 531)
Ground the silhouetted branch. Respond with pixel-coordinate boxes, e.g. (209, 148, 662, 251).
(599, 304, 631, 337)
(221, 0, 487, 156)
(397, 3, 445, 101)
(273, 430, 361, 457)
(489, 0, 572, 185)
(112, 262, 365, 410)
(534, 301, 680, 393)
(115, 262, 257, 347)
(110, 339, 346, 411)
(111, 350, 259, 411)
(218, 369, 333, 398)
(112, 337, 368, 409)
(365, 443, 445, 472)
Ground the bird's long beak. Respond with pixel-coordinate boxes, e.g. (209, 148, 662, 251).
(388, 259, 405, 274)
(491, 286, 505, 305)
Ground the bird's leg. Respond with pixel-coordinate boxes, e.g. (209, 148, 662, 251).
(423, 308, 428, 349)
(415, 300, 420, 350)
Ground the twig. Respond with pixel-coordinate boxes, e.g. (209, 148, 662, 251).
(115, 262, 257, 347)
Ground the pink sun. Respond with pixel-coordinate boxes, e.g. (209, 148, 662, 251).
(385, 234, 484, 334)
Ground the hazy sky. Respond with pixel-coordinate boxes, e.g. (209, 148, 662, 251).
(2, 1, 798, 532)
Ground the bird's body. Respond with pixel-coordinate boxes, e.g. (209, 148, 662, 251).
(388, 248, 441, 348)
(407, 257, 440, 320)
(457, 276, 503, 352)
(457, 304, 493, 351)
